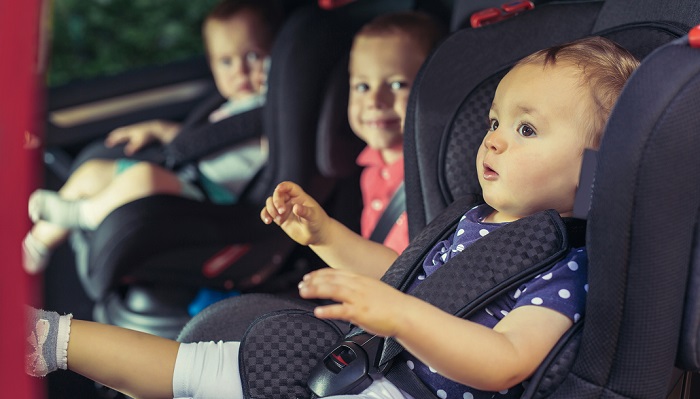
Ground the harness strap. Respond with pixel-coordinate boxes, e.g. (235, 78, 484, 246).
(369, 183, 406, 244)
(384, 361, 443, 398)
(164, 106, 264, 169)
(379, 196, 478, 291)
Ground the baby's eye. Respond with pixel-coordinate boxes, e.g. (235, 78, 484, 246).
(245, 51, 261, 64)
(219, 57, 233, 67)
(353, 83, 369, 92)
(390, 81, 408, 90)
(517, 123, 537, 137)
(488, 119, 499, 131)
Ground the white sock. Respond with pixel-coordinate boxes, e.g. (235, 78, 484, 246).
(25, 307, 72, 377)
(28, 190, 98, 230)
(22, 232, 52, 274)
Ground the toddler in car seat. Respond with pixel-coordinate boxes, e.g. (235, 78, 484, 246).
(345, 11, 445, 256)
(22, 0, 282, 275)
(25, 36, 639, 399)
(267, 11, 445, 269)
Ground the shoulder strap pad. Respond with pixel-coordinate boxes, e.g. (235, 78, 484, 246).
(380, 196, 480, 289)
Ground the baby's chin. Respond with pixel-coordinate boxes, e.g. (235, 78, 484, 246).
(229, 90, 258, 101)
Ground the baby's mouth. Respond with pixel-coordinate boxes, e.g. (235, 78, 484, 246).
(363, 117, 400, 129)
(483, 162, 499, 180)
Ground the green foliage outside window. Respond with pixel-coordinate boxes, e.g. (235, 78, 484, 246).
(48, 0, 219, 87)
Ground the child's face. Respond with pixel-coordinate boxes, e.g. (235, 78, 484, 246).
(348, 34, 426, 156)
(205, 9, 271, 101)
(476, 62, 592, 222)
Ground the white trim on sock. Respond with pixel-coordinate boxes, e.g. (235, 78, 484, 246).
(56, 314, 72, 370)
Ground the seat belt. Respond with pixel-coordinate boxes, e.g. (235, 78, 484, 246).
(368, 183, 406, 244)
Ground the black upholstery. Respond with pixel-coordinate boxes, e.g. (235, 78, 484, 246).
(177, 293, 318, 342)
(550, 36, 700, 398)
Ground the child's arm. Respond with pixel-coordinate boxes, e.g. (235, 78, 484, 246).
(261, 181, 399, 279)
(105, 120, 181, 156)
(299, 268, 573, 392)
(68, 320, 179, 399)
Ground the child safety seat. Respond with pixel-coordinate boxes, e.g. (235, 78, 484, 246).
(67, 0, 423, 339)
(177, 1, 700, 398)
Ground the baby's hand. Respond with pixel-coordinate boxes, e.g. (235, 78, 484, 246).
(260, 181, 328, 246)
(105, 120, 178, 155)
(298, 268, 409, 337)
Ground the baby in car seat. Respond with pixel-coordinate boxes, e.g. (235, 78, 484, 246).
(22, 0, 281, 274)
(25, 36, 638, 399)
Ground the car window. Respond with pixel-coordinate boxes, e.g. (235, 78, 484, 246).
(49, 0, 219, 87)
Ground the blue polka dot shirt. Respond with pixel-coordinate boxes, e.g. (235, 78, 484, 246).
(402, 204, 588, 399)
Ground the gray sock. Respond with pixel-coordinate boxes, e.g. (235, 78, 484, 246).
(25, 307, 72, 377)
(28, 190, 96, 230)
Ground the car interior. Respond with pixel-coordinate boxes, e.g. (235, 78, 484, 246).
(175, 1, 700, 398)
(3, 0, 700, 397)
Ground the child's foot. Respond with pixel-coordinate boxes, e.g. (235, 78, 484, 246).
(22, 232, 52, 274)
(28, 190, 97, 230)
(25, 307, 72, 377)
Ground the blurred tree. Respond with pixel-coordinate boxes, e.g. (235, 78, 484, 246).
(49, 0, 219, 86)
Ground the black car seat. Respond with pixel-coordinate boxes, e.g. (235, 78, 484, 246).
(177, 1, 700, 397)
(377, 1, 700, 397)
(67, 0, 424, 339)
(406, 0, 700, 238)
(531, 28, 700, 399)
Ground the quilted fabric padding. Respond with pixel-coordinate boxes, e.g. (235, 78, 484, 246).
(442, 72, 506, 202)
(524, 323, 584, 399)
(239, 309, 345, 399)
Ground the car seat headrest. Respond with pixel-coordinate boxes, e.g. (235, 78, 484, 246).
(316, 55, 365, 178)
(586, 35, 700, 383)
(592, 0, 700, 33)
(678, 33, 700, 369)
(403, 1, 603, 237)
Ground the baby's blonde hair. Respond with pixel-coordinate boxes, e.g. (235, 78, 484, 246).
(517, 36, 640, 148)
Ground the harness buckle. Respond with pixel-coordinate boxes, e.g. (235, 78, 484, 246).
(308, 333, 388, 396)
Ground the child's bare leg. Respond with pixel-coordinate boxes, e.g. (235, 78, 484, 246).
(69, 320, 179, 399)
(24, 159, 118, 273)
(29, 162, 183, 230)
(63, 159, 121, 197)
(27, 307, 248, 399)
(26, 307, 179, 399)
